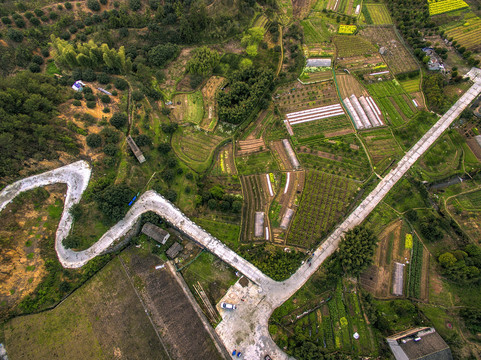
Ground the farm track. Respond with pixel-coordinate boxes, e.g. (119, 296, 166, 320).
(1, 76, 481, 359)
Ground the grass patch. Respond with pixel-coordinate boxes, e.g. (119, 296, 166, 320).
(235, 151, 279, 175)
(193, 217, 240, 250)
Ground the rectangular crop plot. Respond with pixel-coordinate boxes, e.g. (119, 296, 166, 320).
(275, 81, 339, 113)
(366, 80, 417, 125)
(333, 35, 377, 57)
(301, 19, 329, 44)
(444, 14, 481, 52)
(361, 27, 419, 75)
(362, 4, 393, 25)
(399, 77, 421, 93)
(287, 170, 358, 248)
(172, 91, 204, 124)
(361, 128, 403, 171)
(428, 0, 468, 16)
(292, 115, 353, 139)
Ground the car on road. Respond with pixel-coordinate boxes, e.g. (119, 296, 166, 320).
(221, 302, 237, 310)
(264, 356, 272, 360)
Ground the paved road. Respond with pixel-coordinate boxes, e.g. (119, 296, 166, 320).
(0, 72, 480, 359)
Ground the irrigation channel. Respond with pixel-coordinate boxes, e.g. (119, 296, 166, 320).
(1, 70, 480, 359)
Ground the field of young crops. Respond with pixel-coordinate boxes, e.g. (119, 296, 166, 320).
(301, 19, 331, 44)
(456, 190, 481, 210)
(240, 174, 270, 242)
(428, 0, 468, 16)
(275, 81, 339, 113)
(366, 80, 417, 126)
(171, 126, 224, 172)
(338, 25, 357, 34)
(399, 78, 421, 93)
(362, 3, 393, 25)
(361, 27, 419, 75)
(333, 35, 377, 57)
(361, 129, 403, 171)
(287, 171, 358, 248)
(292, 115, 352, 138)
(407, 237, 423, 298)
(444, 14, 481, 51)
(274, 281, 377, 355)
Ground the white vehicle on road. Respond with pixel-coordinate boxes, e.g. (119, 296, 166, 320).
(220, 302, 237, 310)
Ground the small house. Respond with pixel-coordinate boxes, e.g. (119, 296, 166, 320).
(141, 223, 170, 245)
(71, 80, 85, 92)
(387, 327, 453, 360)
(166, 242, 183, 259)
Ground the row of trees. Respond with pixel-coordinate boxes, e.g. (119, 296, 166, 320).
(50, 36, 132, 74)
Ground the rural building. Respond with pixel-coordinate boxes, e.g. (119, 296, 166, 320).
(254, 212, 265, 238)
(306, 58, 332, 67)
(422, 48, 445, 72)
(71, 80, 85, 91)
(166, 242, 183, 259)
(387, 327, 453, 360)
(126, 135, 146, 164)
(141, 223, 170, 245)
(392, 262, 405, 296)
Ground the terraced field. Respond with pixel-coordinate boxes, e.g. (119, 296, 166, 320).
(444, 14, 481, 51)
(172, 126, 225, 172)
(287, 170, 358, 248)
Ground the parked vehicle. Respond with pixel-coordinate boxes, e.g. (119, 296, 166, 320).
(221, 302, 237, 310)
(264, 356, 272, 360)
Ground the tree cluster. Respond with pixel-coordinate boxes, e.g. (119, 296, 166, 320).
(186, 46, 220, 77)
(198, 184, 242, 214)
(217, 67, 274, 125)
(338, 225, 377, 276)
(438, 244, 481, 283)
(0, 72, 79, 182)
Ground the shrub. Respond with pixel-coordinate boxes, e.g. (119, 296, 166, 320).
(60, 31, 71, 40)
(104, 143, 117, 156)
(100, 94, 111, 103)
(84, 93, 96, 101)
(129, 0, 142, 11)
(135, 134, 151, 147)
(110, 112, 128, 129)
(86, 133, 102, 148)
(14, 17, 26, 28)
(69, 25, 78, 34)
(100, 0, 108, 4)
(32, 55, 44, 65)
(111, 90, 118, 96)
(97, 73, 110, 84)
(65, 2, 73, 10)
(149, 0, 160, 10)
(87, 0, 101, 11)
(82, 68, 96, 82)
(7, 28, 23, 42)
(131, 90, 143, 101)
(49, 12, 58, 20)
(41, 15, 49, 22)
(73, 100, 82, 106)
(34, 9, 44, 17)
(114, 78, 128, 90)
(82, 86, 93, 94)
(102, 107, 110, 113)
(29, 63, 41, 73)
(63, 235, 81, 249)
(29, 17, 41, 26)
(73, 92, 83, 100)
(1, 17, 11, 25)
(86, 100, 97, 108)
(57, 4, 64, 10)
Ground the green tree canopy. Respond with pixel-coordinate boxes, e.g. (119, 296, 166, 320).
(186, 46, 220, 77)
(338, 225, 377, 276)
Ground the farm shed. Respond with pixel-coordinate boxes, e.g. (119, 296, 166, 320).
(392, 262, 404, 296)
(306, 58, 332, 67)
(166, 242, 183, 259)
(386, 327, 453, 360)
(282, 139, 300, 169)
(254, 212, 265, 238)
(280, 208, 295, 230)
(126, 135, 146, 164)
(141, 223, 170, 245)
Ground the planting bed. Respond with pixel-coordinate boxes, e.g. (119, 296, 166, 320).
(287, 170, 358, 248)
(366, 80, 417, 126)
(333, 35, 377, 58)
(362, 3, 393, 25)
(443, 13, 481, 52)
(271, 280, 377, 355)
(428, 0, 468, 16)
(360, 128, 403, 172)
(275, 81, 339, 114)
(172, 91, 204, 125)
(235, 150, 279, 175)
(172, 126, 225, 172)
(286, 104, 345, 126)
(240, 174, 273, 242)
(361, 27, 419, 75)
(271, 140, 299, 170)
(211, 143, 237, 176)
(336, 74, 368, 99)
(336, 53, 387, 74)
(237, 138, 266, 155)
(200, 76, 225, 131)
(301, 19, 331, 44)
(292, 114, 353, 139)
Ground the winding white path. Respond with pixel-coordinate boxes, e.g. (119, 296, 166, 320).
(1, 73, 480, 359)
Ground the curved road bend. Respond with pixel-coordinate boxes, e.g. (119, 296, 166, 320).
(0, 76, 480, 359)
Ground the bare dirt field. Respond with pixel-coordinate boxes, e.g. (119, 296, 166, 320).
(0, 184, 65, 317)
(123, 249, 224, 360)
(237, 139, 266, 156)
(200, 76, 225, 131)
(336, 74, 368, 99)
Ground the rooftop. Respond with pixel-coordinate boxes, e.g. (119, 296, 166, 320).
(141, 223, 170, 245)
